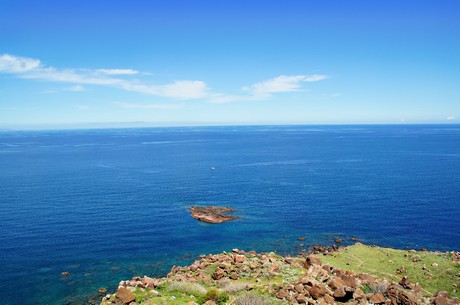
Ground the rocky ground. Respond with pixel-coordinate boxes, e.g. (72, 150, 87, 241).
(100, 244, 460, 305)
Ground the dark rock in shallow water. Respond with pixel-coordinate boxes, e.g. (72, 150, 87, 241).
(189, 206, 238, 224)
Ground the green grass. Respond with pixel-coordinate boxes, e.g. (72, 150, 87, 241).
(317, 243, 460, 298)
(101, 244, 459, 305)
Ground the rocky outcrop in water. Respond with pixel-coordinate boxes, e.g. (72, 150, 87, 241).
(189, 206, 237, 224)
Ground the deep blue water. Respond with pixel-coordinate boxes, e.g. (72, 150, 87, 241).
(0, 125, 459, 305)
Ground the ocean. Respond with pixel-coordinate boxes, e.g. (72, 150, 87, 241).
(0, 125, 459, 305)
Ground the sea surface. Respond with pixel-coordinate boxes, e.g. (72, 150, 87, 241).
(0, 125, 459, 305)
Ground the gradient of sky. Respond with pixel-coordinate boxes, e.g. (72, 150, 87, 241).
(1, 0, 459, 128)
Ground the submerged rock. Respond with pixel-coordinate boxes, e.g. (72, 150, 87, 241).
(189, 206, 238, 224)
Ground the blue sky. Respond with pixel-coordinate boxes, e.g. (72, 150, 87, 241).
(1, 0, 459, 128)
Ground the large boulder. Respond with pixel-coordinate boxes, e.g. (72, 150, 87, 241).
(370, 292, 386, 304)
(386, 284, 419, 305)
(116, 287, 135, 304)
(304, 256, 322, 269)
(309, 284, 327, 300)
(328, 276, 346, 290)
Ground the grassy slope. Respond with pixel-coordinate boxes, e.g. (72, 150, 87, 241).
(317, 243, 460, 298)
(101, 244, 459, 304)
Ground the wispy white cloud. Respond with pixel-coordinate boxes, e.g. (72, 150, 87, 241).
(209, 94, 247, 104)
(0, 54, 41, 73)
(248, 74, 327, 95)
(210, 74, 328, 103)
(0, 54, 207, 100)
(304, 74, 328, 82)
(115, 102, 182, 110)
(96, 68, 139, 75)
(76, 104, 90, 110)
(447, 116, 456, 120)
(246, 75, 307, 97)
(69, 85, 85, 92)
(0, 54, 328, 103)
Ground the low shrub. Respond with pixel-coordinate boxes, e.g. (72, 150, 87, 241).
(220, 281, 249, 293)
(166, 280, 206, 296)
(234, 293, 274, 305)
(197, 287, 229, 305)
(369, 282, 389, 293)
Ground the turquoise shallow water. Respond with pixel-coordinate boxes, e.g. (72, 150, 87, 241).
(0, 125, 459, 304)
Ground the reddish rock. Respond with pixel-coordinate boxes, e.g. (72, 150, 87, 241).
(310, 285, 326, 300)
(296, 294, 307, 303)
(386, 284, 419, 305)
(340, 274, 357, 289)
(116, 287, 135, 304)
(142, 276, 159, 288)
(304, 256, 322, 269)
(268, 264, 280, 274)
(370, 292, 386, 304)
(333, 287, 346, 298)
(285, 257, 295, 264)
(333, 268, 344, 277)
(299, 276, 315, 286)
(399, 276, 412, 289)
(328, 276, 346, 290)
(435, 292, 451, 298)
(203, 301, 216, 305)
(333, 287, 354, 302)
(433, 297, 450, 305)
(324, 294, 335, 304)
(359, 273, 376, 285)
(354, 288, 366, 300)
(399, 291, 420, 305)
(295, 283, 304, 293)
(276, 289, 287, 299)
(189, 206, 237, 224)
(212, 268, 225, 280)
(234, 254, 246, 263)
(318, 297, 327, 305)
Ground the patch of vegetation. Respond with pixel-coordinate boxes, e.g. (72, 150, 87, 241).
(133, 287, 153, 303)
(318, 243, 460, 298)
(166, 280, 206, 296)
(234, 293, 275, 305)
(197, 287, 229, 305)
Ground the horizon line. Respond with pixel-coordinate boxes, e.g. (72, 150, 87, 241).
(1, 122, 459, 132)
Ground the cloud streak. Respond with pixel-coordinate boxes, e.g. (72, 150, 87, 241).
(0, 54, 41, 73)
(210, 74, 328, 103)
(96, 68, 139, 75)
(0, 54, 328, 103)
(115, 102, 183, 110)
(0, 54, 208, 100)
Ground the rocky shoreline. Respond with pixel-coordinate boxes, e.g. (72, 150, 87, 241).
(99, 244, 460, 305)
